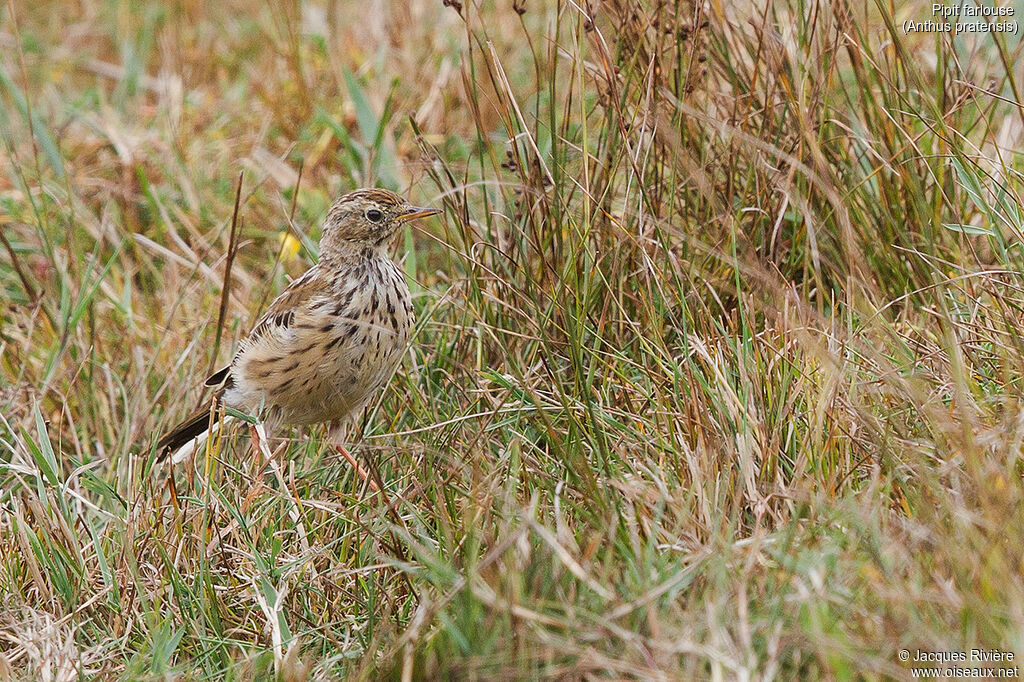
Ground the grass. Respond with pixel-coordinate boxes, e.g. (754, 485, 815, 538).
(2, 0, 1024, 678)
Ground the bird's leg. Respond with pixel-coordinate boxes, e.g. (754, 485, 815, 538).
(332, 424, 412, 519)
(336, 444, 380, 494)
(328, 422, 416, 595)
(328, 420, 380, 494)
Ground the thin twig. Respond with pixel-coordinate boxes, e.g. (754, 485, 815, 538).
(207, 172, 244, 378)
(288, 159, 304, 226)
(254, 160, 307, 318)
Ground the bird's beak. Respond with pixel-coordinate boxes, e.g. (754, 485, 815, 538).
(396, 206, 441, 224)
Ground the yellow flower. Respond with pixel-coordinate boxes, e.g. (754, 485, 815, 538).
(279, 230, 301, 262)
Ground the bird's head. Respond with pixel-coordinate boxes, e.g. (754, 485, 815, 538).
(320, 188, 439, 259)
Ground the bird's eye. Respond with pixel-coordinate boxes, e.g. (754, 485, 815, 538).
(366, 209, 383, 223)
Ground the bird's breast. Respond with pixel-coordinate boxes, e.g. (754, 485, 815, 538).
(227, 257, 414, 427)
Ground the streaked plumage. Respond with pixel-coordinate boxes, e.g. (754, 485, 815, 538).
(156, 188, 438, 459)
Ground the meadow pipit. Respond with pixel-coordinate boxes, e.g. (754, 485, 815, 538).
(157, 188, 438, 462)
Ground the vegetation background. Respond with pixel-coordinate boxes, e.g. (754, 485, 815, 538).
(2, 0, 1023, 678)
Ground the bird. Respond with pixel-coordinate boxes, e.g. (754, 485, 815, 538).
(155, 188, 439, 464)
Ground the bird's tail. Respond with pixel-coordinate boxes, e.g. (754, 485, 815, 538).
(156, 403, 223, 462)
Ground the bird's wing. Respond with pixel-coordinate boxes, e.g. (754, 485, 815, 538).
(204, 265, 333, 386)
(249, 266, 329, 342)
